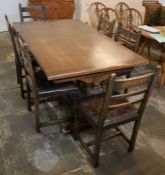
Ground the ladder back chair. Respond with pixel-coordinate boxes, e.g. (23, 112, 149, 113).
(97, 16, 115, 38)
(5, 14, 27, 98)
(122, 8, 143, 30)
(19, 3, 47, 22)
(74, 71, 156, 167)
(115, 2, 130, 25)
(22, 48, 79, 133)
(115, 25, 141, 53)
(88, 2, 106, 28)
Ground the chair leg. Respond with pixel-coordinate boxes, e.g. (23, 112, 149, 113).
(26, 82, 32, 111)
(147, 45, 151, 62)
(15, 58, 20, 84)
(34, 100, 41, 133)
(19, 66, 27, 99)
(128, 120, 141, 152)
(73, 115, 79, 141)
(93, 126, 103, 167)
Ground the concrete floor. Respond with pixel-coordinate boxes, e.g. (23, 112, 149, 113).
(0, 32, 165, 175)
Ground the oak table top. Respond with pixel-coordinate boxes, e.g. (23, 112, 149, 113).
(13, 20, 148, 81)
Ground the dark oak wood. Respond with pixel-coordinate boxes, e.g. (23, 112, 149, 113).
(22, 48, 79, 132)
(97, 16, 115, 38)
(74, 70, 156, 167)
(13, 20, 148, 82)
(5, 14, 27, 98)
(115, 25, 141, 53)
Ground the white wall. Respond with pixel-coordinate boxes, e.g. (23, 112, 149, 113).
(0, 0, 27, 31)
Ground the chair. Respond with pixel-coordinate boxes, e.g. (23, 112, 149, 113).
(115, 2, 130, 24)
(19, 3, 47, 22)
(74, 71, 156, 167)
(5, 15, 19, 84)
(22, 48, 79, 132)
(99, 7, 119, 32)
(88, 2, 106, 28)
(97, 16, 115, 38)
(5, 14, 27, 98)
(115, 25, 141, 53)
(121, 8, 143, 30)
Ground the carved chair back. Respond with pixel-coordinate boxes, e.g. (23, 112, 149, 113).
(122, 8, 143, 30)
(99, 7, 119, 33)
(88, 2, 106, 28)
(115, 2, 130, 24)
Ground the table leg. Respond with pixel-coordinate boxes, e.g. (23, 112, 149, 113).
(138, 38, 148, 55)
(138, 38, 151, 61)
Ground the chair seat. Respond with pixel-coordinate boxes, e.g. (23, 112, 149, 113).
(79, 95, 138, 128)
(34, 72, 79, 99)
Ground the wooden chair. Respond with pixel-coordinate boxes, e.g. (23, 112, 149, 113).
(74, 71, 156, 167)
(115, 25, 141, 53)
(121, 8, 143, 30)
(22, 48, 79, 132)
(99, 7, 119, 33)
(88, 2, 106, 28)
(19, 3, 47, 22)
(5, 15, 19, 84)
(97, 16, 115, 38)
(115, 2, 130, 24)
(5, 14, 27, 98)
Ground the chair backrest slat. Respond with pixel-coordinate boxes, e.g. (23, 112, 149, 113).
(111, 88, 147, 100)
(108, 97, 145, 110)
(97, 16, 115, 37)
(115, 72, 154, 89)
(99, 70, 156, 122)
(22, 48, 38, 96)
(98, 7, 119, 33)
(115, 25, 141, 52)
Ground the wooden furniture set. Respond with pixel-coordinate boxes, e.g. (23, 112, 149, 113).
(5, 0, 159, 167)
(12, 19, 154, 167)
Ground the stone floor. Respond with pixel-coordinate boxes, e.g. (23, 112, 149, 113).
(0, 32, 165, 175)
